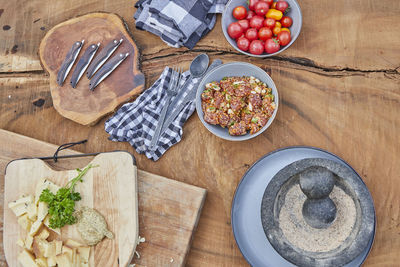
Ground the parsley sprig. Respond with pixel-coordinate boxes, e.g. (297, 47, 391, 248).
(39, 164, 96, 229)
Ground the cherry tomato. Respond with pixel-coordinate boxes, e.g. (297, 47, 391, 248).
(281, 27, 290, 33)
(249, 15, 264, 30)
(245, 28, 259, 41)
(233, 6, 248, 20)
(254, 1, 269, 16)
(249, 40, 265, 55)
(258, 27, 272, 41)
(281, 16, 293, 27)
(264, 0, 274, 6)
(272, 25, 281, 35)
(275, 21, 281, 28)
(275, 1, 289, 13)
(272, 2, 277, 8)
(277, 31, 291, 46)
(265, 38, 280, 53)
(247, 10, 256, 20)
(237, 19, 250, 32)
(263, 18, 276, 29)
(237, 37, 250, 51)
(236, 33, 245, 40)
(248, 0, 260, 11)
(227, 22, 244, 39)
(266, 9, 283, 20)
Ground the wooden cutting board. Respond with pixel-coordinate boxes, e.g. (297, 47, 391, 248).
(39, 12, 145, 126)
(0, 129, 207, 267)
(4, 152, 139, 267)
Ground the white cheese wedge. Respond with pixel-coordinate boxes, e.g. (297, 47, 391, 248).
(18, 249, 38, 267)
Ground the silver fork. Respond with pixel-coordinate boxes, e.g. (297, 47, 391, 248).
(149, 66, 182, 150)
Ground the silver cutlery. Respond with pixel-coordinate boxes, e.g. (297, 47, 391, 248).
(70, 43, 100, 88)
(149, 66, 182, 150)
(86, 38, 123, 79)
(161, 59, 222, 134)
(57, 40, 84, 86)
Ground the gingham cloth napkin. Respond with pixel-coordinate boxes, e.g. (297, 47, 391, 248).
(105, 67, 198, 161)
(134, 0, 228, 49)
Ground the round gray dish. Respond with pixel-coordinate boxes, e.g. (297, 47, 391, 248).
(195, 62, 279, 141)
(261, 158, 375, 267)
(222, 0, 302, 57)
(231, 146, 376, 267)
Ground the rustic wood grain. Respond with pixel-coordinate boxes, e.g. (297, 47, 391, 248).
(39, 12, 144, 125)
(0, 0, 399, 266)
(0, 130, 207, 267)
(1, 0, 400, 73)
(4, 152, 139, 267)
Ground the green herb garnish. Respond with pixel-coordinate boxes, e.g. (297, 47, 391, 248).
(39, 164, 96, 229)
(251, 117, 259, 123)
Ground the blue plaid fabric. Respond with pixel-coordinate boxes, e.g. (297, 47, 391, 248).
(134, 0, 227, 49)
(105, 67, 198, 161)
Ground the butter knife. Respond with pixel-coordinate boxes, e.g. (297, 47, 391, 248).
(70, 43, 100, 88)
(57, 40, 84, 86)
(89, 52, 129, 91)
(86, 38, 123, 79)
(161, 59, 222, 134)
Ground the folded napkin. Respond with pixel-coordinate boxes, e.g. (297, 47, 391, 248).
(105, 67, 198, 161)
(134, 0, 227, 49)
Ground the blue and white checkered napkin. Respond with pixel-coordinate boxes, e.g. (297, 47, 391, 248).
(105, 67, 199, 161)
(134, 0, 227, 49)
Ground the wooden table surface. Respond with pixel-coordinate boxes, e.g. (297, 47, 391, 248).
(0, 0, 399, 266)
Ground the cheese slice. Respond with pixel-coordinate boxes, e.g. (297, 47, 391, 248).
(55, 253, 73, 267)
(18, 249, 38, 267)
(35, 257, 48, 267)
(17, 214, 32, 231)
(8, 195, 33, 209)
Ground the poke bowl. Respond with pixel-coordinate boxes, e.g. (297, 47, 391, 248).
(196, 62, 279, 141)
(222, 0, 302, 57)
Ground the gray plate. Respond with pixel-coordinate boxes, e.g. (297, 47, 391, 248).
(231, 146, 376, 267)
(222, 0, 302, 57)
(195, 62, 279, 141)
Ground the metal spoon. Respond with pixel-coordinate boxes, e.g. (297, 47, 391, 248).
(166, 54, 209, 115)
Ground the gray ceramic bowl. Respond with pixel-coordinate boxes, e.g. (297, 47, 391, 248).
(196, 62, 279, 141)
(222, 0, 302, 57)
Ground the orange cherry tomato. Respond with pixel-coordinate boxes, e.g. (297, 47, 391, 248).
(266, 9, 283, 20)
(272, 2, 277, 8)
(275, 21, 281, 28)
(272, 26, 282, 36)
(281, 27, 290, 33)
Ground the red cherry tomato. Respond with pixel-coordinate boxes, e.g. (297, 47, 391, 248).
(237, 19, 250, 32)
(258, 27, 273, 41)
(236, 33, 245, 40)
(246, 10, 256, 20)
(237, 37, 251, 51)
(264, 0, 273, 6)
(281, 16, 293, 28)
(245, 28, 259, 41)
(249, 16, 264, 30)
(227, 22, 244, 39)
(275, 1, 289, 13)
(254, 1, 269, 16)
(248, 0, 260, 11)
(249, 40, 264, 55)
(265, 38, 280, 53)
(233, 6, 248, 20)
(277, 31, 291, 46)
(263, 18, 276, 29)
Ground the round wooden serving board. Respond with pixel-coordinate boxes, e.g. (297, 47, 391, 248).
(39, 12, 145, 126)
(4, 151, 139, 267)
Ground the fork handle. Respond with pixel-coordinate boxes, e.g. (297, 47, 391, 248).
(149, 94, 172, 149)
